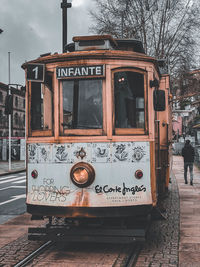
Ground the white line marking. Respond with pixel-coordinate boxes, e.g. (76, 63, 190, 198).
(0, 177, 26, 185)
(12, 179, 26, 184)
(0, 194, 26, 206)
(0, 175, 16, 181)
(0, 185, 26, 191)
(0, 175, 26, 181)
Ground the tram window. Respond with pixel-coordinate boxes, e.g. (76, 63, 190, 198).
(31, 77, 53, 131)
(114, 71, 145, 128)
(62, 79, 103, 129)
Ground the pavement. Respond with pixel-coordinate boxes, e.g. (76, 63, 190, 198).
(0, 156, 200, 266)
(136, 156, 200, 267)
(173, 156, 200, 267)
(0, 160, 26, 176)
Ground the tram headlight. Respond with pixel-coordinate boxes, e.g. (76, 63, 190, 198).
(135, 170, 143, 179)
(70, 162, 95, 188)
(31, 170, 38, 179)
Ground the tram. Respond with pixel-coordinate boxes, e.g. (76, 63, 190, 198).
(22, 35, 171, 243)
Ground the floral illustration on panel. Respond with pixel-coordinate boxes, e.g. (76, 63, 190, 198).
(132, 146, 145, 162)
(114, 144, 128, 161)
(55, 145, 68, 161)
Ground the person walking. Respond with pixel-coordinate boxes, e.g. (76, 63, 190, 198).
(182, 140, 195, 185)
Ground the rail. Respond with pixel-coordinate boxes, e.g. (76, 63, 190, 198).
(13, 240, 53, 267)
(124, 243, 142, 267)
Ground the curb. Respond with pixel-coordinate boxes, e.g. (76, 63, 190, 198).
(0, 168, 26, 177)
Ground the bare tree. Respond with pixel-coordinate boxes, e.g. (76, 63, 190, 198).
(90, 0, 200, 75)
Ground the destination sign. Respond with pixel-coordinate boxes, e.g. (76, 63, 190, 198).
(56, 65, 105, 79)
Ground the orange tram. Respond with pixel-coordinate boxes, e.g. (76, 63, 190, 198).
(22, 35, 172, 243)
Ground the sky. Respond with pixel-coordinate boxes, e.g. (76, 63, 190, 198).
(0, 0, 95, 86)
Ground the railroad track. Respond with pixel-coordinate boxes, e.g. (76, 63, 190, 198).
(13, 240, 53, 267)
(13, 239, 142, 267)
(124, 243, 142, 267)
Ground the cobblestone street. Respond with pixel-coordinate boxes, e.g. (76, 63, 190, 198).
(136, 160, 179, 267)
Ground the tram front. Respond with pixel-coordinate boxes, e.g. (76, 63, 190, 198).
(23, 35, 167, 242)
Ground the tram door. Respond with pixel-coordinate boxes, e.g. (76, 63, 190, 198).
(156, 75, 170, 196)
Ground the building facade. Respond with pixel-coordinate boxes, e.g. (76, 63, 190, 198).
(172, 69, 200, 139)
(0, 82, 25, 137)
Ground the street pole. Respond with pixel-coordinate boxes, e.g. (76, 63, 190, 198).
(121, 13, 124, 38)
(8, 52, 11, 171)
(61, 0, 72, 53)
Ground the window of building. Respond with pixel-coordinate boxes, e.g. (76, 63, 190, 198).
(0, 92, 3, 103)
(14, 113, 19, 125)
(23, 114, 25, 126)
(15, 97, 18, 107)
(19, 131, 24, 137)
(0, 110, 2, 124)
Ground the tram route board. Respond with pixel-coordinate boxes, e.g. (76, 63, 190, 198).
(56, 65, 105, 79)
(27, 64, 105, 81)
(27, 63, 45, 82)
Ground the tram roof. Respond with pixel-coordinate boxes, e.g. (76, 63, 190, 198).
(22, 50, 159, 70)
(22, 35, 166, 75)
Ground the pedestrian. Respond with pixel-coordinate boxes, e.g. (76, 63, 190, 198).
(181, 140, 195, 185)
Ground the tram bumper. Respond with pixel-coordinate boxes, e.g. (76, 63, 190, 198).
(27, 204, 152, 243)
(28, 221, 150, 244)
(27, 204, 153, 218)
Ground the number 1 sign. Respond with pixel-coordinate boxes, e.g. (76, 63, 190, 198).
(27, 63, 45, 82)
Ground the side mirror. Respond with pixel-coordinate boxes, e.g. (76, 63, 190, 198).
(153, 90, 165, 111)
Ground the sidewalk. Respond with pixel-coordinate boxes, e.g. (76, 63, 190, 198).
(173, 156, 200, 267)
(0, 160, 26, 176)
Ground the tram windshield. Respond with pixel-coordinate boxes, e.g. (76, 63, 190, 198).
(62, 79, 103, 129)
(114, 71, 145, 129)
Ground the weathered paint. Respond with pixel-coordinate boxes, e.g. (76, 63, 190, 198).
(27, 141, 152, 207)
(24, 39, 171, 214)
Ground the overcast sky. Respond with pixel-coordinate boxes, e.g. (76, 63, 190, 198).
(0, 0, 95, 86)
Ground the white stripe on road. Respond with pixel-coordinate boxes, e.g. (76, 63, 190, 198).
(0, 175, 25, 181)
(0, 175, 16, 181)
(12, 179, 26, 184)
(0, 177, 26, 185)
(0, 194, 26, 206)
(0, 185, 26, 191)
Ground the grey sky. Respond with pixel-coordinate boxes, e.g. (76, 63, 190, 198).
(0, 0, 95, 86)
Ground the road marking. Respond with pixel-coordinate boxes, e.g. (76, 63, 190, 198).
(0, 177, 26, 185)
(0, 175, 17, 181)
(0, 175, 26, 181)
(0, 194, 26, 206)
(0, 185, 26, 191)
(13, 179, 26, 184)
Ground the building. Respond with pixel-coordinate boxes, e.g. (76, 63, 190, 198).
(172, 69, 200, 139)
(0, 82, 25, 137)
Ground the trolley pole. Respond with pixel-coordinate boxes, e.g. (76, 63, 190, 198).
(61, 0, 72, 53)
